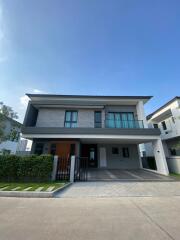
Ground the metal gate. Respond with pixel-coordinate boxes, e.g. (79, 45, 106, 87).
(56, 156, 71, 181)
(74, 157, 88, 181)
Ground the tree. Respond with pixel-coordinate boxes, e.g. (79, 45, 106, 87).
(0, 102, 19, 143)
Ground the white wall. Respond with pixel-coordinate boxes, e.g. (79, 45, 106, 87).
(0, 141, 18, 154)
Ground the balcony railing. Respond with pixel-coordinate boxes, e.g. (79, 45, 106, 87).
(105, 119, 144, 129)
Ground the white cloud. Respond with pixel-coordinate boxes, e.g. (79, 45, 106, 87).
(19, 89, 46, 109)
(20, 95, 29, 107)
(33, 89, 45, 94)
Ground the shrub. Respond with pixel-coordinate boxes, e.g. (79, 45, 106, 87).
(0, 154, 53, 182)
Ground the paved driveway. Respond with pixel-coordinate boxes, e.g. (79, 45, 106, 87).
(56, 181, 180, 198)
(87, 169, 173, 181)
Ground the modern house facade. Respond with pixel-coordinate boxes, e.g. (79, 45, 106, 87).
(146, 96, 180, 173)
(21, 94, 169, 175)
(0, 115, 21, 154)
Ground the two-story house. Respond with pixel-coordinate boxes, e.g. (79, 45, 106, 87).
(147, 96, 180, 173)
(21, 94, 169, 176)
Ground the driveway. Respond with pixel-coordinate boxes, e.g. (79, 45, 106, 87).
(56, 181, 180, 198)
(0, 196, 180, 240)
(87, 169, 173, 181)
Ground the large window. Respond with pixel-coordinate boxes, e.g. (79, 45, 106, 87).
(107, 112, 135, 128)
(94, 111, 102, 128)
(64, 111, 78, 128)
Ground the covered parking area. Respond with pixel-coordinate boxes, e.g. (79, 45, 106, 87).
(79, 132, 169, 178)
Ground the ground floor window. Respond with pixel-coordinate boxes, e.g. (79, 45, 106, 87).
(112, 147, 119, 154)
(122, 147, 129, 158)
(34, 143, 44, 155)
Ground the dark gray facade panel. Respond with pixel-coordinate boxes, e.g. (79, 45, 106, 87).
(23, 103, 38, 127)
(22, 127, 161, 136)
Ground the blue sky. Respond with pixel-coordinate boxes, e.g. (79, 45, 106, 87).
(0, 0, 180, 122)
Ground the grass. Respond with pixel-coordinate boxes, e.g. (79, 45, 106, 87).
(170, 173, 180, 179)
(0, 182, 67, 192)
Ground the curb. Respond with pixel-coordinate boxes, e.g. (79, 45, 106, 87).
(0, 183, 72, 198)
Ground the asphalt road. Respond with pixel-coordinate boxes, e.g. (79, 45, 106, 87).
(0, 196, 179, 240)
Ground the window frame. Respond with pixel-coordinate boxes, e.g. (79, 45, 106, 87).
(64, 110, 78, 128)
(107, 112, 135, 128)
(94, 111, 102, 128)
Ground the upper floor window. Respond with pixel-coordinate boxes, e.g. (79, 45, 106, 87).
(161, 121, 167, 130)
(94, 111, 102, 128)
(153, 124, 158, 129)
(64, 111, 78, 128)
(107, 112, 135, 128)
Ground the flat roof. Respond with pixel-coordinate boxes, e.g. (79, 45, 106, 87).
(26, 94, 152, 100)
(147, 96, 180, 120)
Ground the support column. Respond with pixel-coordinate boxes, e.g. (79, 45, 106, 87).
(137, 144, 143, 168)
(152, 139, 169, 175)
(51, 155, 58, 181)
(70, 155, 75, 182)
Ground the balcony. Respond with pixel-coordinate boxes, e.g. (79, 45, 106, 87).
(105, 119, 144, 129)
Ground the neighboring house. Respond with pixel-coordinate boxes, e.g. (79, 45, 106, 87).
(16, 137, 32, 155)
(146, 96, 180, 173)
(21, 94, 169, 175)
(0, 115, 21, 154)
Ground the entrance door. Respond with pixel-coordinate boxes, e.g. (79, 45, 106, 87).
(81, 144, 98, 168)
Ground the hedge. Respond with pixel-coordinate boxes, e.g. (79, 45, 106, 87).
(0, 154, 53, 182)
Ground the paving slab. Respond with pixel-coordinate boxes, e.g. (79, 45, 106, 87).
(11, 187, 21, 191)
(0, 186, 9, 191)
(46, 186, 55, 192)
(35, 187, 44, 192)
(23, 187, 32, 191)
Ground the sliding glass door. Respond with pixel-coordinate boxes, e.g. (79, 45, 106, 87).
(107, 112, 135, 128)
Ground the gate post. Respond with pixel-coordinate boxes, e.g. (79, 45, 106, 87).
(52, 155, 58, 181)
(70, 155, 75, 182)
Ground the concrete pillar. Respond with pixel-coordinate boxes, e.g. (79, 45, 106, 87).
(136, 100, 148, 128)
(70, 155, 75, 183)
(152, 139, 169, 175)
(137, 144, 143, 168)
(51, 155, 58, 181)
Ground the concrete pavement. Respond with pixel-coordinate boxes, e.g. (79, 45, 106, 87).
(0, 196, 180, 240)
(56, 181, 180, 198)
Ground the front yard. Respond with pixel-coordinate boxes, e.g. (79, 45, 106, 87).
(0, 182, 66, 192)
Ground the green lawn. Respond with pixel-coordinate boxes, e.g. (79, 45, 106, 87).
(170, 173, 180, 179)
(0, 182, 66, 192)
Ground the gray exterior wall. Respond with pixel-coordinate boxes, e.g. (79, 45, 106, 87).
(35, 106, 139, 128)
(78, 109, 95, 128)
(98, 144, 140, 169)
(36, 109, 65, 127)
(36, 109, 97, 128)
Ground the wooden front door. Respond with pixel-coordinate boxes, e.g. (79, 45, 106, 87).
(56, 143, 70, 158)
(49, 142, 76, 158)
